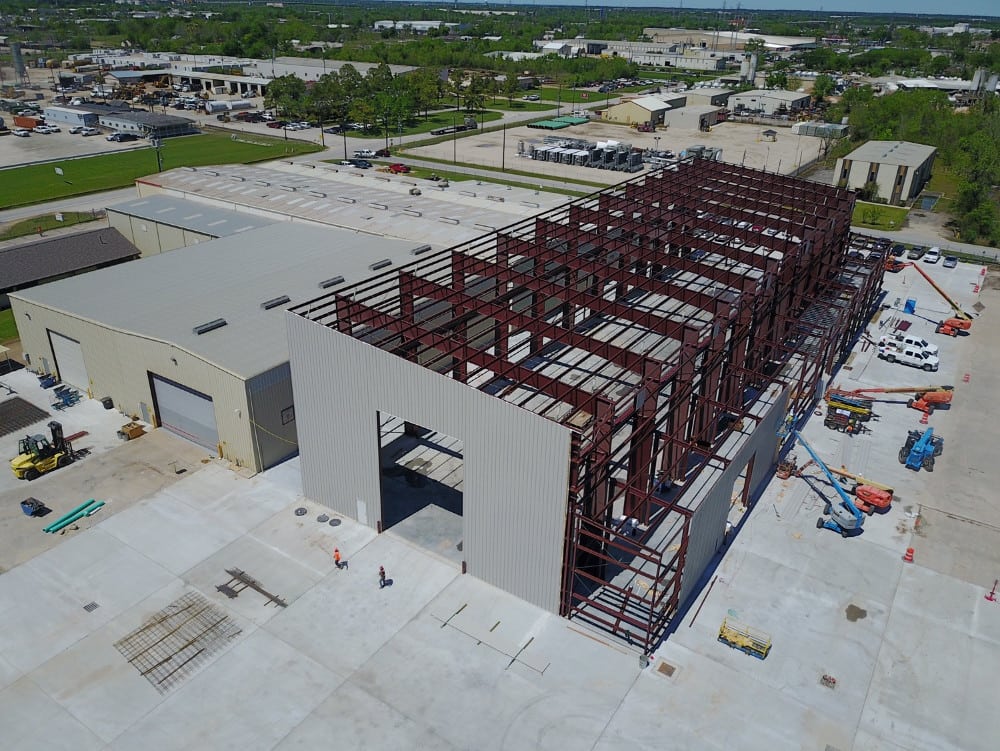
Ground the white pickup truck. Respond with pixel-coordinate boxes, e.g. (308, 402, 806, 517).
(877, 337, 939, 371)
(881, 333, 938, 357)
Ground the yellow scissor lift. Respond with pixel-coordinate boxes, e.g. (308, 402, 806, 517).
(718, 617, 772, 659)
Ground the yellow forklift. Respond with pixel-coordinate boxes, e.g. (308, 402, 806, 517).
(10, 421, 74, 481)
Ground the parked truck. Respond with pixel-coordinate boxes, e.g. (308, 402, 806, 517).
(877, 337, 939, 372)
(12, 114, 43, 129)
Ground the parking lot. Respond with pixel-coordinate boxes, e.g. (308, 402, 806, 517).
(407, 117, 825, 186)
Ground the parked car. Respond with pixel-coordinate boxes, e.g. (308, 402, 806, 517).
(106, 132, 138, 142)
(68, 125, 86, 134)
(353, 149, 376, 158)
(32, 125, 55, 134)
(388, 163, 410, 174)
(523, 94, 541, 101)
(348, 159, 372, 169)
(923, 246, 941, 264)
(11, 128, 30, 137)
(943, 255, 959, 268)
(80, 127, 100, 136)
(906, 246, 925, 260)
(891, 243, 906, 257)
(374, 147, 391, 157)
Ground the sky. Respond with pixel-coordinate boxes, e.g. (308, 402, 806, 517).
(465, 1, 999, 18)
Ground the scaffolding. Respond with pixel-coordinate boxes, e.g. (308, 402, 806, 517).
(292, 157, 884, 653)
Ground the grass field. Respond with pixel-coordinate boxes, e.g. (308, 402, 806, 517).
(925, 168, 962, 214)
(0, 211, 99, 241)
(0, 308, 17, 342)
(350, 109, 504, 140)
(852, 201, 909, 230)
(0, 133, 322, 209)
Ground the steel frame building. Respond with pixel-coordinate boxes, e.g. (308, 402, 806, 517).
(288, 158, 883, 653)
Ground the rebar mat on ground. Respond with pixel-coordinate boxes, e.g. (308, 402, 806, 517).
(114, 591, 241, 694)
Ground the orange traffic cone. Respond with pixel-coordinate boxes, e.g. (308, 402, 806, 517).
(920, 412, 929, 425)
(902, 547, 915, 563)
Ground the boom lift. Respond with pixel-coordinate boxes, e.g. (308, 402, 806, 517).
(790, 431, 865, 536)
(825, 385, 954, 415)
(899, 428, 944, 472)
(10, 421, 74, 480)
(796, 460, 894, 514)
(897, 262, 973, 336)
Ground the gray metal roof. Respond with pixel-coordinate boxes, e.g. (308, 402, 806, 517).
(1, 227, 139, 292)
(106, 195, 273, 237)
(844, 140, 937, 167)
(11, 223, 423, 380)
(733, 89, 811, 102)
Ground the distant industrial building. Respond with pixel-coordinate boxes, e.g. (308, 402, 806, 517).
(601, 95, 680, 127)
(42, 103, 195, 138)
(684, 88, 735, 107)
(834, 141, 937, 205)
(106, 195, 273, 256)
(10, 223, 426, 471)
(0, 227, 138, 309)
(372, 20, 458, 33)
(730, 89, 811, 116)
(662, 104, 721, 131)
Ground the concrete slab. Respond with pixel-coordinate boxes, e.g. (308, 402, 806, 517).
(0, 676, 105, 751)
(108, 628, 339, 751)
(265, 533, 457, 678)
(272, 681, 459, 750)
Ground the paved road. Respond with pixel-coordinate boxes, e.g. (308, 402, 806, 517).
(852, 224, 1000, 262)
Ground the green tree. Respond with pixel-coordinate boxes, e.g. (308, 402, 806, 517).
(264, 74, 307, 117)
(812, 74, 836, 102)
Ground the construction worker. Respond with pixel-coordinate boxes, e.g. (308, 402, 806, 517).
(378, 566, 386, 589)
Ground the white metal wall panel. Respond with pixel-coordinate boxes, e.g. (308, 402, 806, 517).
(151, 374, 219, 451)
(679, 386, 790, 606)
(49, 331, 88, 390)
(287, 313, 573, 613)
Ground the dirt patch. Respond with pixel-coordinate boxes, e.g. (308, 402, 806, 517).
(845, 603, 868, 622)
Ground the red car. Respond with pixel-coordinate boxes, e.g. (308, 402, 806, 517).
(388, 163, 411, 174)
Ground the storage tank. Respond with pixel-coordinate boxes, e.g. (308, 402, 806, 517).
(203, 100, 229, 114)
(228, 99, 254, 111)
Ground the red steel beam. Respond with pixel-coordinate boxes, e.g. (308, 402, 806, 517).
(397, 269, 652, 377)
(335, 296, 598, 413)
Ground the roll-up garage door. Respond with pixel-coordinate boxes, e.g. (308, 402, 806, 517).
(49, 331, 89, 391)
(150, 374, 219, 451)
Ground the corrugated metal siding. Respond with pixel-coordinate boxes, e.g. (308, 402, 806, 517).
(679, 387, 790, 605)
(247, 363, 298, 469)
(10, 297, 258, 470)
(287, 313, 573, 613)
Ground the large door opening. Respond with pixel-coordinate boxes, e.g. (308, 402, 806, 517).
(150, 373, 219, 452)
(48, 331, 88, 391)
(377, 412, 463, 563)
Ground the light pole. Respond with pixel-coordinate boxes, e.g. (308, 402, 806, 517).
(452, 114, 457, 164)
(654, 135, 660, 154)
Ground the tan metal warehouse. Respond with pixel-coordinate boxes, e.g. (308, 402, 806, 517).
(106, 195, 273, 257)
(10, 223, 425, 472)
(834, 140, 937, 206)
(601, 95, 677, 127)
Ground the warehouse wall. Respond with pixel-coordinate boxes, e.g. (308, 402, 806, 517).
(246, 363, 298, 470)
(287, 313, 573, 613)
(107, 211, 213, 256)
(9, 296, 262, 470)
(678, 385, 791, 606)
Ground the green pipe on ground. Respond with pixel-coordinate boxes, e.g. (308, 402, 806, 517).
(42, 499, 97, 533)
(45, 501, 106, 534)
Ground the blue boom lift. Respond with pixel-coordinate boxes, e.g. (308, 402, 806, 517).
(791, 431, 865, 537)
(898, 428, 944, 472)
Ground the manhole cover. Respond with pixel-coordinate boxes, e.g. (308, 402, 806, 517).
(294, 507, 307, 516)
(317, 514, 330, 523)
(328, 518, 341, 527)
(657, 661, 676, 677)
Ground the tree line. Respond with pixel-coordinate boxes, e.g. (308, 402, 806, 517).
(830, 87, 1000, 245)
